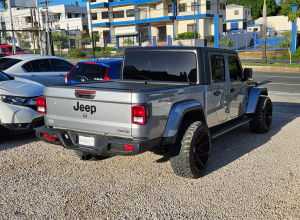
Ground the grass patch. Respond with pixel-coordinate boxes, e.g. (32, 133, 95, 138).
(242, 62, 300, 67)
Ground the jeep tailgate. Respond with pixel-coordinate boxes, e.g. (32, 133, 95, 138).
(43, 85, 132, 138)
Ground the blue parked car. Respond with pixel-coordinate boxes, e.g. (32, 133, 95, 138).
(65, 58, 122, 83)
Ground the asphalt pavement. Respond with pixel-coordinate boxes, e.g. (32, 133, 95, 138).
(253, 71, 300, 114)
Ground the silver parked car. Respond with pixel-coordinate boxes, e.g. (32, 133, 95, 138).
(0, 71, 44, 136)
(0, 55, 74, 85)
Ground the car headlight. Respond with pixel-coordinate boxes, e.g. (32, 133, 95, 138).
(0, 95, 32, 105)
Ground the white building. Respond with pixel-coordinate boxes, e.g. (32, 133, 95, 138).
(3, 4, 88, 31)
(224, 4, 252, 32)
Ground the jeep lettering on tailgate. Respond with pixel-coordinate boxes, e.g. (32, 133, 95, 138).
(73, 102, 96, 114)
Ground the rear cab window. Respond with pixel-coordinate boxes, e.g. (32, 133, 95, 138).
(210, 55, 226, 83)
(0, 58, 22, 71)
(228, 57, 243, 81)
(123, 52, 197, 82)
(69, 63, 108, 81)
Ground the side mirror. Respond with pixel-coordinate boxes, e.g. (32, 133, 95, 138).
(243, 68, 252, 79)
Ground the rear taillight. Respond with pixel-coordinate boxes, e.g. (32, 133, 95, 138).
(132, 106, 146, 125)
(65, 65, 76, 83)
(103, 67, 111, 81)
(255, 82, 258, 87)
(37, 97, 46, 114)
(44, 133, 59, 141)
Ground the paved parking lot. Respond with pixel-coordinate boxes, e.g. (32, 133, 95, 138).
(1, 104, 299, 219)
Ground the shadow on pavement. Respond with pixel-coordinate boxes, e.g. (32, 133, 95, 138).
(151, 110, 299, 176)
(0, 131, 37, 152)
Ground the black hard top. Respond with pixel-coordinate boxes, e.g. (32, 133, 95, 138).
(124, 46, 238, 55)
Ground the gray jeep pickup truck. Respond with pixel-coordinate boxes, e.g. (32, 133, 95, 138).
(36, 47, 272, 179)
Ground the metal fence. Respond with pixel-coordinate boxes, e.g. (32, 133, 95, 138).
(219, 30, 288, 51)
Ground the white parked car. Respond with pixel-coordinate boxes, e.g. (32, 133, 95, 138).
(0, 55, 74, 85)
(0, 71, 44, 136)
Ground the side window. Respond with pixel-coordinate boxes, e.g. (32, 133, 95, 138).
(228, 57, 242, 81)
(22, 62, 33, 72)
(31, 59, 53, 72)
(210, 55, 225, 82)
(116, 64, 121, 75)
(50, 59, 74, 72)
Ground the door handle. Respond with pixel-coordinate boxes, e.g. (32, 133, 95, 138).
(213, 91, 222, 96)
(31, 74, 37, 77)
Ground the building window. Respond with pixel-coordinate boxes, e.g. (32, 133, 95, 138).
(82, 14, 85, 18)
(191, 2, 197, 11)
(126, 9, 134, 17)
(234, 10, 239, 15)
(91, 0, 96, 2)
(223, 4, 226, 10)
(220, 3, 222, 10)
(168, 4, 172, 13)
(179, 3, 187, 12)
(113, 10, 124, 19)
(75, 14, 78, 18)
(102, 11, 108, 19)
(67, 13, 72, 18)
(254, 28, 258, 32)
(187, 24, 196, 32)
(206, 1, 211, 10)
(92, 13, 97, 20)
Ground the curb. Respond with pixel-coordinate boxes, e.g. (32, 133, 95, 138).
(243, 65, 300, 73)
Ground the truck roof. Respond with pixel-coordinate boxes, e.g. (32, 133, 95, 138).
(124, 46, 238, 54)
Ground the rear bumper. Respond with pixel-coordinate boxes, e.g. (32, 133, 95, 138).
(0, 116, 44, 136)
(36, 126, 162, 156)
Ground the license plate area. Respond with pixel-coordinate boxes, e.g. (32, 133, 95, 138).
(78, 135, 95, 146)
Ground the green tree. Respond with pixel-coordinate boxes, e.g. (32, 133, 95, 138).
(15, 32, 29, 49)
(227, 0, 280, 19)
(3, 35, 11, 44)
(219, 36, 234, 49)
(277, 31, 293, 64)
(51, 32, 70, 57)
(279, 0, 300, 16)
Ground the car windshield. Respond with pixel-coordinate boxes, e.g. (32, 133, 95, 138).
(0, 58, 22, 71)
(0, 71, 11, 81)
(69, 63, 108, 81)
(123, 52, 197, 82)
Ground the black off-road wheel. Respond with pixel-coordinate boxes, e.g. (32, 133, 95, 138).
(170, 121, 211, 179)
(249, 96, 273, 133)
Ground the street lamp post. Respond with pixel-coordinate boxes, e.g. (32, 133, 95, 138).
(262, 0, 267, 63)
(194, 1, 200, 46)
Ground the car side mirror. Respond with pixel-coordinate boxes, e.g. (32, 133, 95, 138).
(243, 68, 252, 80)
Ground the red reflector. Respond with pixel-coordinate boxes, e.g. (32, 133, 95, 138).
(37, 97, 46, 114)
(84, 62, 96, 65)
(125, 145, 133, 151)
(75, 90, 95, 94)
(44, 133, 59, 141)
(132, 106, 146, 125)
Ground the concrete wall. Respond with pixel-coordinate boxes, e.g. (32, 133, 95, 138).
(220, 32, 253, 50)
(254, 15, 299, 31)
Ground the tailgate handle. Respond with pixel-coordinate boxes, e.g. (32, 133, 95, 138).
(75, 90, 96, 99)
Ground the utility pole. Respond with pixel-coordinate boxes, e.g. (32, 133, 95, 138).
(40, 0, 52, 55)
(262, 0, 267, 63)
(193, 1, 200, 46)
(31, 9, 36, 54)
(36, 0, 43, 55)
(7, 0, 16, 55)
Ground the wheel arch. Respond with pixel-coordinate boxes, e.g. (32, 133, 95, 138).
(161, 100, 206, 146)
(246, 87, 269, 114)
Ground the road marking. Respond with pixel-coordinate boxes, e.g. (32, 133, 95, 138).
(258, 82, 300, 86)
(259, 75, 300, 79)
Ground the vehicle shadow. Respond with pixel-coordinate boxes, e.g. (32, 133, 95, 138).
(151, 111, 300, 176)
(0, 131, 37, 152)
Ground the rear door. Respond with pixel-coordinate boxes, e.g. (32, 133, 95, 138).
(227, 56, 245, 118)
(49, 59, 74, 83)
(209, 54, 229, 123)
(24, 59, 60, 85)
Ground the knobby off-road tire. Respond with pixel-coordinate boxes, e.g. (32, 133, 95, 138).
(249, 96, 273, 134)
(170, 121, 212, 179)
